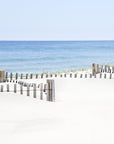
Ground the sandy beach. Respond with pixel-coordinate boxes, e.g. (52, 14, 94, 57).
(0, 74, 114, 144)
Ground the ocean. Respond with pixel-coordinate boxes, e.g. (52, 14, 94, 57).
(0, 41, 114, 73)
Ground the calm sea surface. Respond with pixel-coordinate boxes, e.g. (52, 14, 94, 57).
(0, 41, 114, 73)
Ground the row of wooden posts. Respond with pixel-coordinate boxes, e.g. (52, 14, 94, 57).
(1, 72, 113, 82)
(0, 79, 55, 102)
(92, 63, 114, 75)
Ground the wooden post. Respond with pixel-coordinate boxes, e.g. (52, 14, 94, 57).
(20, 84, 23, 95)
(110, 74, 112, 79)
(16, 73, 18, 80)
(44, 84, 47, 92)
(0, 71, 5, 82)
(5, 72, 8, 81)
(1, 85, 3, 92)
(105, 65, 107, 72)
(10, 72, 12, 82)
(85, 74, 87, 78)
(41, 74, 43, 78)
(14, 84, 16, 93)
(112, 66, 114, 73)
(70, 73, 72, 78)
(33, 84, 36, 98)
(27, 84, 30, 96)
(36, 74, 38, 79)
(100, 73, 102, 78)
(30, 74, 33, 79)
(104, 74, 106, 79)
(74, 73, 77, 78)
(60, 74, 62, 78)
(90, 74, 92, 78)
(7, 84, 9, 92)
(92, 63, 99, 76)
(47, 80, 55, 102)
(21, 73, 23, 79)
(80, 74, 82, 78)
(40, 83, 43, 100)
(55, 74, 57, 77)
(64, 73, 66, 78)
(26, 74, 28, 79)
(46, 74, 48, 78)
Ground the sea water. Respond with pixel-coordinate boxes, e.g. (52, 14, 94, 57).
(0, 41, 114, 73)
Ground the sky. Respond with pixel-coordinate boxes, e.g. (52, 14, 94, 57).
(0, 0, 114, 40)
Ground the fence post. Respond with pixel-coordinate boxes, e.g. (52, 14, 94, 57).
(30, 74, 33, 79)
(64, 73, 66, 78)
(0, 71, 5, 82)
(104, 74, 106, 79)
(33, 84, 36, 98)
(16, 73, 18, 80)
(47, 80, 55, 102)
(70, 73, 72, 78)
(25, 74, 28, 79)
(10, 72, 12, 82)
(40, 83, 43, 100)
(80, 74, 82, 78)
(20, 84, 23, 95)
(1, 85, 3, 92)
(14, 84, 17, 93)
(92, 63, 99, 76)
(36, 74, 38, 79)
(7, 84, 9, 92)
(6, 72, 8, 81)
(55, 74, 57, 77)
(110, 74, 112, 79)
(85, 74, 87, 78)
(27, 84, 30, 96)
(74, 74, 77, 78)
(41, 74, 43, 78)
(21, 73, 23, 79)
(100, 73, 102, 78)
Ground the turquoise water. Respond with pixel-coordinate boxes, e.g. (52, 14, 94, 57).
(0, 41, 114, 73)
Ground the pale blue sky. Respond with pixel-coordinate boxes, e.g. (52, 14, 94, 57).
(0, 0, 114, 40)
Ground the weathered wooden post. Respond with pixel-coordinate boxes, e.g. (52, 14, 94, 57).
(27, 84, 30, 96)
(112, 66, 114, 73)
(16, 73, 18, 80)
(26, 74, 28, 79)
(55, 74, 57, 77)
(104, 74, 106, 79)
(100, 73, 102, 78)
(7, 84, 9, 92)
(30, 74, 33, 79)
(14, 84, 17, 93)
(90, 74, 92, 78)
(85, 74, 87, 78)
(110, 73, 112, 79)
(5, 72, 8, 81)
(36, 74, 38, 79)
(1, 85, 3, 92)
(80, 74, 83, 78)
(10, 72, 12, 82)
(64, 73, 66, 78)
(21, 73, 23, 79)
(92, 63, 99, 76)
(41, 74, 43, 78)
(20, 84, 23, 95)
(40, 83, 43, 100)
(105, 65, 107, 73)
(0, 71, 5, 82)
(70, 73, 72, 78)
(74, 74, 77, 78)
(33, 84, 36, 98)
(47, 80, 55, 102)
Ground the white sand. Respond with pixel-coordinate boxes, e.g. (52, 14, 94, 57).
(0, 78, 114, 144)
